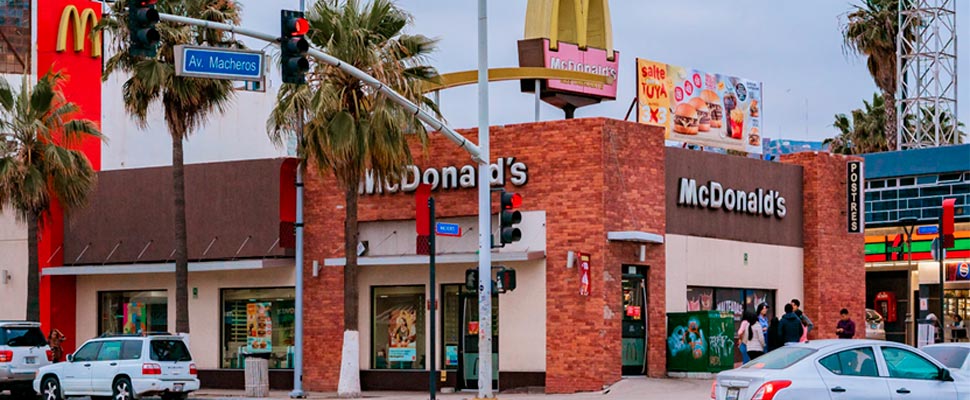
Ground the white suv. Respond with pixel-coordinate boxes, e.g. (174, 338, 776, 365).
(33, 334, 199, 400)
(0, 321, 53, 397)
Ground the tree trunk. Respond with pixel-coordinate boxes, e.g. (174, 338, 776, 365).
(25, 211, 40, 322)
(173, 133, 190, 334)
(884, 89, 898, 151)
(338, 183, 361, 398)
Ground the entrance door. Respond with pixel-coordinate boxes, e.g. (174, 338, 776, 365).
(622, 266, 648, 375)
(456, 288, 498, 391)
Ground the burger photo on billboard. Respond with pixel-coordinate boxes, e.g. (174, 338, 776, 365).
(701, 90, 723, 128)
(688, 97, 711, 132)
(673, 103, 699, 135)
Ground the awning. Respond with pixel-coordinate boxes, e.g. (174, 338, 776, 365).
(324, 251, 545, 267)
(607, 231, 664, 244)
(41, 258, 293, 276)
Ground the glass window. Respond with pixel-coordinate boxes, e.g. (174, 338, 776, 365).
(150, 339, 191, 362)
(917, 175, 938, 185)
(1, 326, 47, 347)
(922, 346, 970, 369)
(372, 286, 425, 370)
(221, 288, 295, 369)
(686, 287, 714, 311)
(886, 179, 897, 188)
(881, 347, 941, 380)
(97, 341, 122, 361)
(442, 285, 461, 370)
(819, 347, 879, 377)
(900, 177, 916, 187)
(0, 0, 30, 74)
(73, 342, 102, 362)
(99, 291, 168, 335)
(120, 341, 143, 360)
(743, 347, 815, 369)
(871, 180, 886, 189)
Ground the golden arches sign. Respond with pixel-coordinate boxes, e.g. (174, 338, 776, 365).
(524, 0, 614, 61)
(422, 67, 613, 93)
(56, 5, 101, 58)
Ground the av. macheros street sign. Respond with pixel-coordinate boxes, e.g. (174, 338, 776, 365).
(435, 222, 462, 237)
(175, 45, 264, 81)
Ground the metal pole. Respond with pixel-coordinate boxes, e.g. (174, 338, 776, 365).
(939, 218, 945, 342)
(429, 198, 437, 400)
(476, 0, 494, 398)
(290, 164, 306, 398)
(534, 79, 540, 122)
(156, 13, 483, 163)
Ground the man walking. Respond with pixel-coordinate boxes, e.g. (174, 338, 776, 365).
(791, 299, 814, 334)
(780, 303, 803, 344)
(836, 308, 856, 339)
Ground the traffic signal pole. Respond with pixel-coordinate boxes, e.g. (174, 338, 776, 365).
(154, 13, 483, 164)
(476, 0, 494, 398)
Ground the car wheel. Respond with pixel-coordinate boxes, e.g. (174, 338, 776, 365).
(112, 377, 136, 400)
(40, 376, 62, 400)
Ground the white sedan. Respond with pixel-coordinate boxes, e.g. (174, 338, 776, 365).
(713, 339, 967, 400)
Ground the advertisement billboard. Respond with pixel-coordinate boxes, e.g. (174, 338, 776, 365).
(637, 58, 763, 154)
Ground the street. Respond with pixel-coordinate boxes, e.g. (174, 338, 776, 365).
(0, 378, 713, 400)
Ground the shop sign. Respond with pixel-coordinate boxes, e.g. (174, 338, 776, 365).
(246, 302, 273, 353)
(56, 5, 101, 57)
(847, 161, 864, 233)
(637, 58, 763, 154)
(543, 39, 619, 99)
(360, 157, 528, 195)
(677, 178, 787, 219)
(946, 262, 970, 282)
(579, 253, 591, 296)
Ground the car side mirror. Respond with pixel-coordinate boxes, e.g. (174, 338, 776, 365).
(939, 368, 954, 382)
(66, 354, 73, 363)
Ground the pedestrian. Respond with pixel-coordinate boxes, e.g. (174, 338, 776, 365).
(766, 315, 782, 352)
(48, 329, 66, 362)
(836, 308, 856, 339)
(756, 303, 770, 346)
(790, 299, 815, 334)
(795, 310, 808, 342)
(780, 303, 803, 344)
(743, 312, 766, 360)
(737, 311, 752, 363)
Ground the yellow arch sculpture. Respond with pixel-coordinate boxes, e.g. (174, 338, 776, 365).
(421, 67, 614, 93)
(57, 5, 101, 58)
(524, 0, 614, 61)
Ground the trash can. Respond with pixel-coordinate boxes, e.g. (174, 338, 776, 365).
(667, 311, 736, 373)
(244, 353, 270, 397)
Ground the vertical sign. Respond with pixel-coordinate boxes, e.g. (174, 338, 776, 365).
(847, 161, 864, 233)
(579, 253, 591, 296)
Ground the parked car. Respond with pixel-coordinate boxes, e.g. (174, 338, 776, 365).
(0, 321, 53, 397)
(866, 308, 887, 340)
(34, 334, 199, 400)
(712, 339, 967, 400)
(924, 343, 970, 378)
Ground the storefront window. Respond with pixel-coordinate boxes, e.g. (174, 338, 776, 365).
(99, 291, 168, 335)
(372, 286, 425, 370)
(442, 285, 461, 370)
(687, 286, 775, 323)
(221, 288, 295, 369)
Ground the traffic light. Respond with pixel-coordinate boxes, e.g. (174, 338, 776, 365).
(495, 267, 516, 293)
(128, 0, 160, 58)
(465, 269, 478, 292)
(280, 10, 310, 84)
(499, 191, 522, 245)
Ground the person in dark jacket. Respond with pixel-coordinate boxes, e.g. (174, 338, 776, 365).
(779, 303, 803, 344)
(766, 316, 782, 352)
(836, 308, 856, 339)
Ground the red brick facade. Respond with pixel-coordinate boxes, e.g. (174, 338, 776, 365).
(781, 152, 867, 339)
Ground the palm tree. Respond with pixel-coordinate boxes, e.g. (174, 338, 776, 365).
(827, 93, 889, 155)
(268, 0, 439, 395)
(842, 0, 900, 150)
(0, 72, 102, 321)
(99, 0, 241, 334)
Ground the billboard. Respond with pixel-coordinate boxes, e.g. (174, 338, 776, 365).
(637, 58, 763, 154)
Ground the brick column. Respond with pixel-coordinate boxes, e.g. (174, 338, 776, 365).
(781, 152, 866, 339)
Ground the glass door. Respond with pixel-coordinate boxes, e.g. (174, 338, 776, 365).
(456, 287, 498, 390)
(622, 266, 648, 375)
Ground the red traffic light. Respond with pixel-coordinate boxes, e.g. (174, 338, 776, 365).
(137, 0, 157, 5)
(502, 192, 522, 209)
(291, 18, 309, 36)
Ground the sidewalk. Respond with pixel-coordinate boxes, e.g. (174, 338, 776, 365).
(192, 377, 712, 400)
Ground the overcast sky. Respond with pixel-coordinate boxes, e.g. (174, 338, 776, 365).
(240, 0, 970, 143)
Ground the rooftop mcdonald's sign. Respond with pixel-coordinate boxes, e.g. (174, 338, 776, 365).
(57, 5, 101, 58)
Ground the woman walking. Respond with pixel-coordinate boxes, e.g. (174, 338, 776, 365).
(743, 312, 766, 361)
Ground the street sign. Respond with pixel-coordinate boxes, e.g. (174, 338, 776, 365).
(435, 222, 461, 237)
(175, 45, 265, 81)
(918, 226, 939, 235)
(931, 238, 947, 261)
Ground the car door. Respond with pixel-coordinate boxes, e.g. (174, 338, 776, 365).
(91, 340, 123, 395)
(879, 345, 958, 400)
(816, 346, 892, 400)
(60, 341, 101, 395)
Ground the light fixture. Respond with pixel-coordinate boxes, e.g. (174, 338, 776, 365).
(312, 260, 320, 277)
(566, 251, 575, 269)
(638, 245, 646, 262)
(1, 269, 9, 284)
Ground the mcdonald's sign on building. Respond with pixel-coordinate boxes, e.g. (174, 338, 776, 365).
(56, 4, 102, 57)
(518, 0, 620, 115)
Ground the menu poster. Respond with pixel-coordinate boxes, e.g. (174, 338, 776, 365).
(388, 307, 418, 363)
(122, 302, 146, 334)
(247, 302, 273, 353)
(637, 58, 763, 154)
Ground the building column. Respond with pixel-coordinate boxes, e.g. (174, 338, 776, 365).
(781, 152, 866, 339)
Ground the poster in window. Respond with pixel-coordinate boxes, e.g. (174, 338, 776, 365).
(247, 302, 273, 353)
(686, 287, 714, 311)
(122, 303, 146, 334)
(445, 345, 458, 367)
(388, 307, 418, 363)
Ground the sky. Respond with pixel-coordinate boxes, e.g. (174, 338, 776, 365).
(238, 0, 970, 143)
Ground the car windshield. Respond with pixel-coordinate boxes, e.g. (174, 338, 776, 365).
(743, 347, 816, 370)
(1, 327, 48, 347)
(923, 346, 970, 369)
(150, 339, 192, 362)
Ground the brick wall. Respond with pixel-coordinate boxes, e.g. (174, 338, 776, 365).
(302, 118, 668, 393)
(781, 152, 866, 339)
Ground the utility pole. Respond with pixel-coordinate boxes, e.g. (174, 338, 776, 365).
(476, 0, 494, 398)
